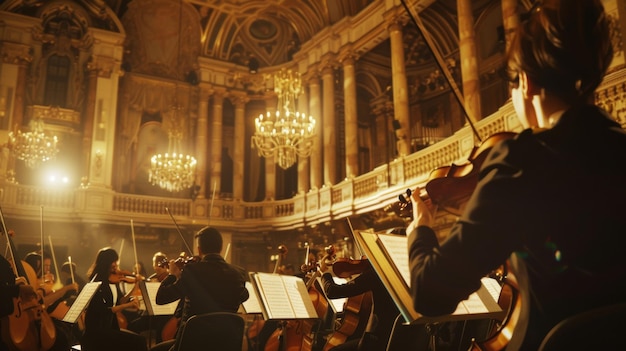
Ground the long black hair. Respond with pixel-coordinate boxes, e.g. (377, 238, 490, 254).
(86, 247, 118, 282)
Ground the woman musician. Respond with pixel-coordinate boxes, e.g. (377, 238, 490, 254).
(80, 247, 147, 351)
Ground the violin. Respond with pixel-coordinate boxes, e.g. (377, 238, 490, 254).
(387, 132, 517, 217)
(330, 257, 371, 279)
(108, 269, 137, 284)
(172, 252, 200, 270)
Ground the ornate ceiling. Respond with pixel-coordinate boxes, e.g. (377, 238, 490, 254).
(1, 0, 513, 76)
(115, 0, 375, 69)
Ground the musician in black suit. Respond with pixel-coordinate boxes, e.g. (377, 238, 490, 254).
(149, 226, 249, 351)
(407, 1, 626, 350)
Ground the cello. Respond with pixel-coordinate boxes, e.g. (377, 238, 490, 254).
(0, 206, 56, 351)
(321, 257, 373, 351)
(264, 245, 330, 351)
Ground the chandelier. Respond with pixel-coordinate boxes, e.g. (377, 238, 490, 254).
(148, 105, 197, 192)
(252, 69, 316, 170)
(8, 117, 59, 169)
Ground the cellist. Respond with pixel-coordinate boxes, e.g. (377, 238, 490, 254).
(1, 252, 72, 351)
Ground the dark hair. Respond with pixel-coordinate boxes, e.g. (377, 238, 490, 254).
(24, 252, 42, 272)
(195, 227, 222, 254)
(506, 0, 613, 103)
(87, 247, 118, 282)
(61, 261, 77, 274)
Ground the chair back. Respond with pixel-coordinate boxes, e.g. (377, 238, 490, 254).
(538, 302, 626, 351)
(176, 312, 245, 351)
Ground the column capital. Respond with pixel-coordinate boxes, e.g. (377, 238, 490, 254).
(229, 91, 250, 107)
(386, 17, 406, 33)
(86, 55, 119, 78)
(1, 42, 33, 65)
(212, 87, 228, 101)
(199, 83, 214, 100)
(338, 49, 358, 66)
(319, 54, 339, 75)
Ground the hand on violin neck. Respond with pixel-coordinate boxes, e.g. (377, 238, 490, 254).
(409, 188, 437, 230)
(168, 259, 182, 278)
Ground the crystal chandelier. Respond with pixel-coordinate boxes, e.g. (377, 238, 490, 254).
(252, 69, 316, 170)
(8, 117, 59, 169)
(148, 105, 197, 192)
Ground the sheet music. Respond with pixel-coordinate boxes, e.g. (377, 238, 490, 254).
(242, 281, 263, 314)
(62, 281, 102, 324)
(370, 232, 504, 323)
(481, 277, 502, 302)
(283, 275, 316, 318)
(255, 273, 296, 318)
(252, 272, 319, 320)
(142, 281, 179, 316)
(377, 234, 410, 287)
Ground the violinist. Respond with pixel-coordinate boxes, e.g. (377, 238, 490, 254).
(319, 253, 426, 351)
(127, 252, 173, 344)
(149, 226, 249, 351)
(147, 252, 169, 282)
(407, 1, 626, 350)
(81, 247, 148, 351)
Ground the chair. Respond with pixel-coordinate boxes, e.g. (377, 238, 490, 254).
(175, 312, 245, 351)
(538, 302, 626, 351)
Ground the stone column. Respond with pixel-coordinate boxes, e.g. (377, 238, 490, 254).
(321, 62, 336, 185)
(0, 43, 32, 180)
(458, 0, 482, 122)
(307, 74, 323, 190)
(264, 95, 277, 200)
(342, 54, 359, 178)
(195, 84, 211, 199)
(297, 85, 310, 193)
(388, 21, 412, 156)
(209, 90, 225, 197)
(501, 0, 520, 52)
(232, 92, 248, 201)
(82, 65, 98, 184)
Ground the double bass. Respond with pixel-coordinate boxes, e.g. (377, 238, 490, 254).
(0, 206, 56, 351)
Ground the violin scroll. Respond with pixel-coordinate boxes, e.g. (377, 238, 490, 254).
(300, 245, 335, 273)
(172, 252, 200, 270)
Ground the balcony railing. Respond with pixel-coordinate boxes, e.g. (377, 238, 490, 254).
(1, 67, 624, 232)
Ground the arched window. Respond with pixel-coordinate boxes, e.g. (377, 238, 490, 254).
(44, 55, 70, 107)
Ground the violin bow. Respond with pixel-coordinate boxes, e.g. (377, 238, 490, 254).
(166, 207, 193, 254)
(400, 0, 482, 143)
(208, 180, 217, 226)
(48, 235, 63, 290)
(68, 256, 75, 285)
(130, 219, 141, 277)
(40, 206, 45, 281)
(0, 205, 19, 277)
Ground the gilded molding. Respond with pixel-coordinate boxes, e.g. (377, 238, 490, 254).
(1, 42, 33, 65)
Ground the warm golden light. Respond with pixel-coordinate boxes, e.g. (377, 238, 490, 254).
(252, 69, 316, 170)
(148, 105, 197, 192)
(8, 117, 59, 169)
